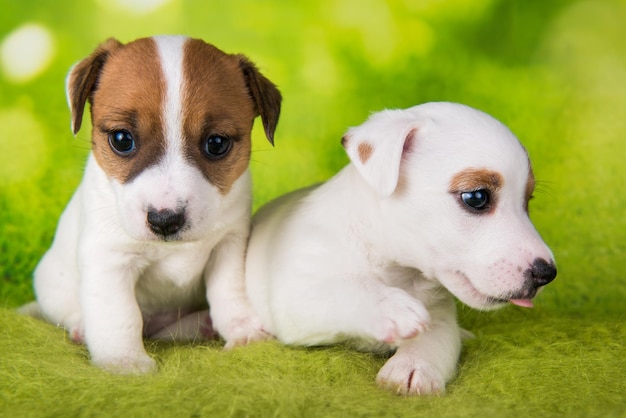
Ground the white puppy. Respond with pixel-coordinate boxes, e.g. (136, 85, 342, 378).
(245, 102, 556, 395)
(23, 35, 281, 374)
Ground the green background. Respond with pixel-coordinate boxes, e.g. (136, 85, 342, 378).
(0, 0, 624, 417)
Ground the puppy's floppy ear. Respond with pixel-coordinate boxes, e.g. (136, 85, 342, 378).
(238, 56, 282, 145)
(342, 110, 418, 197)
(66, 38, 122, 135)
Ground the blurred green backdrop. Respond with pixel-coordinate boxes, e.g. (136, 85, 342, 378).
(0, 0, 624, 416)
(3, 0, 625, 308)
(0, 0, 626, 332)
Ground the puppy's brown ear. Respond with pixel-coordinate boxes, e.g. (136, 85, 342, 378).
(238, 56, 282, 145)
(342, 110, 418, 197)
(66, 38, 122, 135)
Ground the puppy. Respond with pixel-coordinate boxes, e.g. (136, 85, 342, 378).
(23, 35, 281, 374)
(245, 102, 556, 395)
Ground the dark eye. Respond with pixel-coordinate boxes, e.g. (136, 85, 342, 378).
(461, 189, 490, 211)
(108, 130, 136, 156)
(201, 135, 232, 159)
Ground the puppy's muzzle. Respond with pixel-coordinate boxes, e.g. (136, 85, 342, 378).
(147, 208, 186, 238)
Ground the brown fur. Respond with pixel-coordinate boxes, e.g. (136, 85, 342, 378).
(67, 36, 282, 192)
(448, 168, 504, 212)
(89, 38, 166, 184)
(181, 39, 256, 194)
(449, 168, 503, 193)
(238, 55, 282, 145)
(357, 142, 374, 164)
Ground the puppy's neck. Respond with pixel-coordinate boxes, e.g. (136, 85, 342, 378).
(324, 166, 396, 255)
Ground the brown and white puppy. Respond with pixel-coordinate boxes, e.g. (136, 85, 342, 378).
(23, 35, 281, 374)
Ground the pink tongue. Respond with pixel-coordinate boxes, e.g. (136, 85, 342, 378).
(510, 299, 534, 308)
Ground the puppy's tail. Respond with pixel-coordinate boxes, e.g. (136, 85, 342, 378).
(17, 301, 43, 319)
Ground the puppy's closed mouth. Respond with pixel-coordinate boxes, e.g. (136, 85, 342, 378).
(454, 271, 535, 309)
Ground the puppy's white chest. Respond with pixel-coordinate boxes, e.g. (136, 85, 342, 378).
(133, 244, 214, 312)
(142, 242, 213, 287)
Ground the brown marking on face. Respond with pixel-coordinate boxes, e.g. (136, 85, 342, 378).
(86, 38, 166, 184)
(449, 168, 503, 194)
(358, 142, 374, 164)
(70, 37, 280, 190)
(182, 39, 257, 194)
(340, 134, 350, 148)
(449, 168, 504, 213)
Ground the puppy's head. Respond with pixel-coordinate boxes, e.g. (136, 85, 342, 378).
(342, 102, 556, 310)
(67, 36, 281, 241)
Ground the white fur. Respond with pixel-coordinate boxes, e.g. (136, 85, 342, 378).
(29, 36, 266, 374)
(156, 35, 185, 160)
(245, 102, 556, 395)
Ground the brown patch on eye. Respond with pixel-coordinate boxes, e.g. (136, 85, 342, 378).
(87, 38, 166, 184)
(449, 168, 503, 212)
(449, 168, 503, 193)
(182, 39, 258, 194)
(340, 134, 350, 148)
(358, 142, 374, 164)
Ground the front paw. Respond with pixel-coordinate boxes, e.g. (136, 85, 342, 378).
(376, 354, 445, 396)
(91, 352, 157, 375)
(372, 288, 431, 344)
(221, 315, 272, 349)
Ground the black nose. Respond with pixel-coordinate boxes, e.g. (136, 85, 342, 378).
(147, 209, 186, 237)
(530, 258, 557, 287)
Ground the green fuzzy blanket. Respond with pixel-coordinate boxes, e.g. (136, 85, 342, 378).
(1, 0, 624, 416)
(1, 307, 623, 417)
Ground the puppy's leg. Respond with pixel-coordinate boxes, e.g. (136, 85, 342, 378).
(376, 297, 461, 396)
(206, 229, 269, 348)
(270, 274, 431, 347)
(31, 195, 85, 341)
(33, 254, 85, 343)
(369, 286, 432, 344)
(80, 259, 156, 374)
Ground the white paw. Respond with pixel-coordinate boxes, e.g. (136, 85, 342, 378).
(371, 288, 431, 344)
(376, 353, 445, 396)
(92, 352, 157, 375)
(221, 315, 272, 349)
